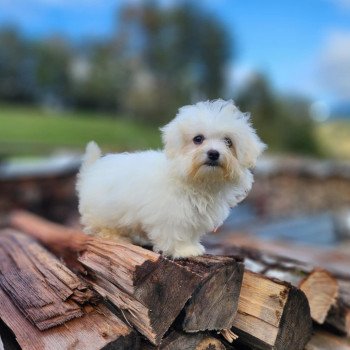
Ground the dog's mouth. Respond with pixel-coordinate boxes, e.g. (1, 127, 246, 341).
(204, 160, 220, 167)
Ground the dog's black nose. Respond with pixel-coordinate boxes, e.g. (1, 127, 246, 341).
(207, 150, 220, 161)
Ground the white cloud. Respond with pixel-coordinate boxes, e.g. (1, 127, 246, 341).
(316, 30, 350, 101)
(328, 0, 350, 10)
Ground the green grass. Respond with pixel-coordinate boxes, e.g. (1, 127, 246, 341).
(316, 120, 350, 160)
(1, 104, 350, 160)
(0, 104, 161, 156)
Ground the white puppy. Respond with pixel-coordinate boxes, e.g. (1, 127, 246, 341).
(77, 99, 266, 258)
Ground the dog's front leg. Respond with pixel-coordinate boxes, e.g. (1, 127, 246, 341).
(149, 227, 205, 259)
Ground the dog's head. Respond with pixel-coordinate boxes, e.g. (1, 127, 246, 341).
(161, 99, 266, 184)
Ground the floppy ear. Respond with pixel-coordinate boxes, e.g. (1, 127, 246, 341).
(160, 119, 180, 159)
(235, 116, 267, 168)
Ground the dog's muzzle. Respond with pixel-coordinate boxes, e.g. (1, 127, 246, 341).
(205, 150, 220, 167)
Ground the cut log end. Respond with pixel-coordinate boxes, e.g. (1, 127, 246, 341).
(176, 255, 244, 332)
(79, 240, 203, 345)
(299, 269, 339, 324)
(274, 285, 313, 350)
(232, 270, 312, 350)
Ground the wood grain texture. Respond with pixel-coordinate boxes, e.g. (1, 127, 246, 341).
(0, 288, 138, 350)
(141, 331, 226, 350)
(79, 238, 202, 345)
(5, 210, 92, 272)
(326, 279, 350, 336)
(210, 245, 339, 324)
(232, 270, 312, 350)
(0, 229, 94, 330)
(305, 330, 350, 350)
(176, 255, 244, 332)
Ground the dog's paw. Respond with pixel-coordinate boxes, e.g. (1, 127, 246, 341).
(166, 243, 205, 259)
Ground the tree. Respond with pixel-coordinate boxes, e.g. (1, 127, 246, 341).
(0, 28, 36, 102)
(236, 73, 319, 155)
(118, 2, 231, 123)
(34, 37, 73, 105)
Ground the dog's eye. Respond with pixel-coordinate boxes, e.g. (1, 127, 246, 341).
(224, 137, 233, 148)
(193, 135, 204, 145)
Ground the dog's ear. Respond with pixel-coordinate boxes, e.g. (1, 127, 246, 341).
(235, 115, 267, 168)
(160, 120, 180, 158)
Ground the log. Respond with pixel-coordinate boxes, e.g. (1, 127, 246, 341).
(175, 255, 244, 332)
(4, 211, 240, 344)
(205, 232, 350, 276)
(305, 329, 350, 350)
(79, 238, 202, 345)
(0, 287, 139, 350)
(218, 246, 338, 324)
(141, 331, 227, 350)
(0, 229, 95, 330)
(3, 210, 92, 271)
(326, 279, 350, 336)
(231, 270, 312, 350)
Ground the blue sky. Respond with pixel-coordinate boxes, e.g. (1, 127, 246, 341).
(1, 0, 349, 107)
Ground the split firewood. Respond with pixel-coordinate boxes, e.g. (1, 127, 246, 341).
(232, 270, 312, 350)
(3, 210, 92, 271)
(326, 279, 350, 336)
(79, 238, 202, 345)
(212, 246, 339, 324)
(175, 255, 244, 332)
(141, 331, 226, 350)
(0, 287, 139, 350)
(0, 229, 95, 330)
(4, 210, 243, 344)
(305, 329, 350, 350)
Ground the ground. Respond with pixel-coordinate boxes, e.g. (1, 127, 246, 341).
(0, 104, 161, 157)
(1, 103, 350, 159)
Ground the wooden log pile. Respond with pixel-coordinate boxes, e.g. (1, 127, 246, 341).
(1, 211, 350, 349)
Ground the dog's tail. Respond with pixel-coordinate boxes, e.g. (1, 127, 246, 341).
(81, 141, 101, 171)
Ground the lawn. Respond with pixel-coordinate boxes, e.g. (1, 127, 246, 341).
(0, 104, 161, 157)
(1, 104, 350, 160)
(315, 120, 350, 160)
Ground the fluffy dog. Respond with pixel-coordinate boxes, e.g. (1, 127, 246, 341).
(77, 99, 266, 258)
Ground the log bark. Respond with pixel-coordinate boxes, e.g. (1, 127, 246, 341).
(215, 246, 339, 324)
(0, 287, 138, 350)
(326, 279, 350, 336)
(79, 238, 202, 345)
(305, 329, 350, 350)
(0, 229, 95, 330)
(141, 331, 226, 350)
(175, 255, 244, 333)
(231, 270, 312, 350)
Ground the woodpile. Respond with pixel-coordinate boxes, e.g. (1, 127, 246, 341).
(0, 210, 350, 349)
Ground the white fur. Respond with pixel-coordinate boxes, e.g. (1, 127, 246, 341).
(77, 99, 266, 258)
